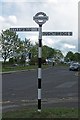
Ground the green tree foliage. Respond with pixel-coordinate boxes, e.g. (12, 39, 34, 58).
(42, 45, 55, 59)
(42, 45, 64, 62)
(65, 51, 80, 62)
(1, 29, 20, 63)
(20, 54, 26, 66)
(74, 52, 80, 62)
(30, 43, 64, 65)
(54, 49, 64, 61)
(0, 29, 32, 65)
(9, 58, 14, 64)
(65, 51, 74, 61)
(30, 42, 38, 65)
(0, 29, 65, 65)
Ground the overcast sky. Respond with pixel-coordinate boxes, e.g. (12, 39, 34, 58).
(0, 0, 79, 56)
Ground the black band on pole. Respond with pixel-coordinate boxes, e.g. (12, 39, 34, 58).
(38, 99, 41, 109)
(39, 39, 42, 47)
(38, 58, 41, 68)
(38, 79, 41, 88)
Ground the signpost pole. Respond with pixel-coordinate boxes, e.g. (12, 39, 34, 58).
(38, 24, 42, 112)
(33, 12, 48, 112)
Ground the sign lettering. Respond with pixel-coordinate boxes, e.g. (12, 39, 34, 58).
(42, 32, 72, 36)
(33, 16, 48, 20)
(10, 27, 39, 32)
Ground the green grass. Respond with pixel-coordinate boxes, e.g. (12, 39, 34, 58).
(2, 64, 50, 72)
(0, 62, 2, 72)
(2, 65, 37, 72)
(2, 63, 68, 73)
(2, 108, 78, 118)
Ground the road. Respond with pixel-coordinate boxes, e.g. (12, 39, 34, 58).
(2, 66, 78, 111)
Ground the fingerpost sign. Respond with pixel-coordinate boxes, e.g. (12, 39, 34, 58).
(10, 12, 73, 112)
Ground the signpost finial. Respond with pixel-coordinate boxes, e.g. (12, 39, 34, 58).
(33, 12, 49, 25)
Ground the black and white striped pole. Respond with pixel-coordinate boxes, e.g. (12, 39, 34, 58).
(33, 12, 48, 112)
(37, 24, 42, 112)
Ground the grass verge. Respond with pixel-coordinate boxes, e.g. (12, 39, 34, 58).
(2, 108, 78, 118)
(2, 64, 51, 73)
(2, 64, 68, 73)
(2, 65, 37, 72)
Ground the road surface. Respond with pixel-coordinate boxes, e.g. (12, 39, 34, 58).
(2, 66, 78, 111)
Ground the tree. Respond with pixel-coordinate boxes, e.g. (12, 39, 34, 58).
(30, 42, 38, 65)
(65, 51, 74, 62)
(14, 38, 32, 65)
(42, 46, 64, 62)
(42, 45, 56, 60)
(74, 52, 80, 62)
(54, 49, 64, 61)
(1, 29, 20, 63)
(20, 54, 26, 66)
(30, 43, 64, 65)
(21, 38, 32, 57)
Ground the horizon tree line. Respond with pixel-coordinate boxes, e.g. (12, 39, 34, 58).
(0, 29, 80, 65)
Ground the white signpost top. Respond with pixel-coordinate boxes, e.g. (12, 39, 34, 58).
(33, 12, 49, 25)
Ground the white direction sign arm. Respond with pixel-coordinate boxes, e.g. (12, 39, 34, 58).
(10, 27, 39, 32)
(42, 32, 72, 36)
(10, 28, 73, 36)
